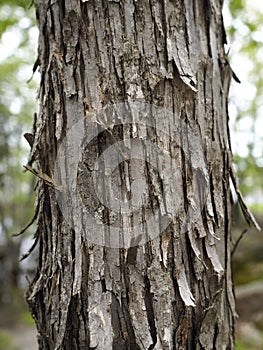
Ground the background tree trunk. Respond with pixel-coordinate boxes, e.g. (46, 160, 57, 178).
(28, 0, 237, 349)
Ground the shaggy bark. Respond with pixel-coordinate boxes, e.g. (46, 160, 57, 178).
(27, 0, 241, 349)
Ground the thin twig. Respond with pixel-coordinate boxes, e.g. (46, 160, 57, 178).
(231, 229, 248, 257)
(24, 165, 63, 191)
(12, 205, 39, 237)
(230, 165, 261, 231)
(20, 233, 39, 261)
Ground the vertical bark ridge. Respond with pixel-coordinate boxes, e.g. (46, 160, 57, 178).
(28, 0, 236, 349)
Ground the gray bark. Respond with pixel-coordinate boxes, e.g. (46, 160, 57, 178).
(27, 0, 237, 349)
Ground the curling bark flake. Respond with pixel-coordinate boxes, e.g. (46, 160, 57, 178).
(27, 0, 240, 349)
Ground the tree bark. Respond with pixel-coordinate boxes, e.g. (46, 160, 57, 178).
(28, 0, 237, 349)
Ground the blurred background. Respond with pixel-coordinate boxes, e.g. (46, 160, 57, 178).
(0, 0, 262, 349)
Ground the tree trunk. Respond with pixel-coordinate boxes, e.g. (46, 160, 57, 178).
(28, 0, 237, 349)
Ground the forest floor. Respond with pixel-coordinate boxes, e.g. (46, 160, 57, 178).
(232, 214, 263, 349)
(0, 325, 37, 350)
(0, 288, 37, 350)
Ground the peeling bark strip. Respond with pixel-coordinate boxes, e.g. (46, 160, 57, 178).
(28, 0, 237, 349)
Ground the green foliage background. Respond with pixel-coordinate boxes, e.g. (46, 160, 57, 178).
(0, 0, 37, 237)
(227, 0, 263, 213)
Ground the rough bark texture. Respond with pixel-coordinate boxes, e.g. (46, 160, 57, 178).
(28, 0, 237, 349)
